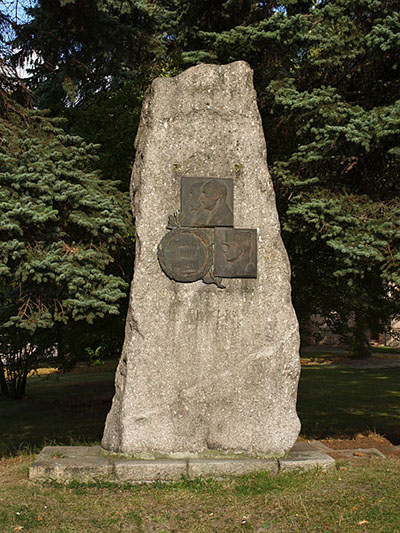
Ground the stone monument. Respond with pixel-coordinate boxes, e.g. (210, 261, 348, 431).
(102, 61, 301, 459)
(30, 62, 336, 484)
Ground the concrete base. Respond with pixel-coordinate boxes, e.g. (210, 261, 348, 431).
(279, 441, 336, 472)
(29, 441, 335, 483)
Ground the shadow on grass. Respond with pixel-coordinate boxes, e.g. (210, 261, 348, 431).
(298, 365, 400, 444)
(0, 362, 117, 457)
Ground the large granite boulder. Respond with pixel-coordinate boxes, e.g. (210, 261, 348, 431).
(102, 61, 301, 457)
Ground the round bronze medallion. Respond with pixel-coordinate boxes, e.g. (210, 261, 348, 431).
(158, 229, 212, 283)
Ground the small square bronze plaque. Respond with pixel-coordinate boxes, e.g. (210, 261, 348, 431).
(214, 228, 257, 278)
(180, 177, 233, 228)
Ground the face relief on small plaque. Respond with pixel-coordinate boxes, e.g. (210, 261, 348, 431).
(180, 177, 233, 228)
(214, 228, 257, 278)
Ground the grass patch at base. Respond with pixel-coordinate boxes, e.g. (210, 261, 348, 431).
(1, 356, 400, 531)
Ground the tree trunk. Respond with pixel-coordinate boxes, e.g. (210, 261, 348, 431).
(13, 370, 28, 399)
(0, 362, 10, 398)
(0, 358, 28, 399)
(351, 313, 372, 359)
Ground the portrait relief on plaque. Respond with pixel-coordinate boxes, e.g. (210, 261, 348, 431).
(214, 228, 257, 278)
(180, 177, 233, 228)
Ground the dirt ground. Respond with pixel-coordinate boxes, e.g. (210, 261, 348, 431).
(320, 433, 400, 460)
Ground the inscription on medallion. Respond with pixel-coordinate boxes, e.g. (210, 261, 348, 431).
(181, 177, 233, 228)
(158, 229, 212, 283)
(214, 228, 257, 278)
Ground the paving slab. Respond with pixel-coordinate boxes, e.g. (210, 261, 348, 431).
(29, 441, 336, 483)
(29, 446, 114, 482)
(114, 459, 187, 482)
(188, 458, 279, 478)
(309, 440, 334, 451)
(279, 441, 336, 472)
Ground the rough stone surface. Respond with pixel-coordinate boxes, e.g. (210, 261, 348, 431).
(308, 440, 333, 452)
(102, 61, 301, 457)
(28, 446, 113, 482)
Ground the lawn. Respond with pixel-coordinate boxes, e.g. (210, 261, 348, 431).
(299, 365, 400, 444)
(0, 362, 117, 457)
(1, 455, 399, 532)
(1, 356, 400, 532)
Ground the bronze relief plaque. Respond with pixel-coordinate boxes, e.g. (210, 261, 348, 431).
(158, 228, 212, 283)
(180, 177, 233, 228)
(214, 228, 257, 278)
(158, 176, 257, 287)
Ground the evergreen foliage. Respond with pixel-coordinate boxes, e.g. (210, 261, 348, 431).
(267, 0, 400, 355)
(14, 0, 161, 108)
(10, 0, 162, 188)
(64, 82, 143, 189)
(0, 95, 132, 397)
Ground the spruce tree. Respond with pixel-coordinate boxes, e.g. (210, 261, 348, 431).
(267, 0, 400, 355)
(0, 90, 132, 397)
(12, 0, 163, 189)
(14, 0, 160, 108)
(13, 0, 400, 357)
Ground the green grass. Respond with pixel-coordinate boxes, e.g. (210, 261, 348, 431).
(298, 366, 400, 443)
(371, 346, 400, 355)
(1, 456, 399, 532)
(301, 345, 400, 358)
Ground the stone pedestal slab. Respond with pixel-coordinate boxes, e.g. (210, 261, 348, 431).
(29, 442, 335, 483)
